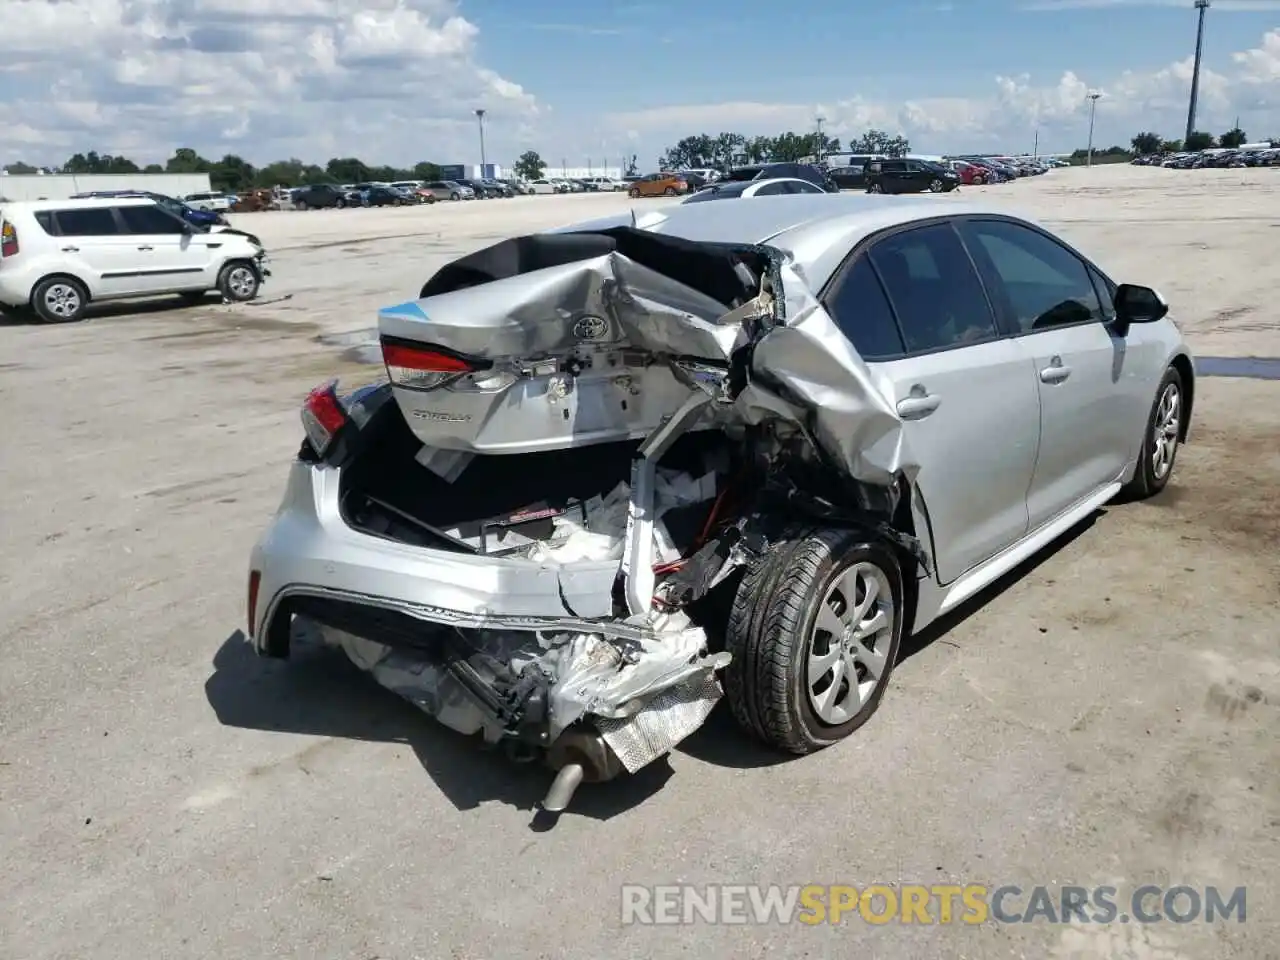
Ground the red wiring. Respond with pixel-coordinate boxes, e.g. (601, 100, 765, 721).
(651, 474, 740, 575)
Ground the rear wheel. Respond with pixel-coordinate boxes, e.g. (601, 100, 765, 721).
(335, 198, 346, 209)
(218, 261, 260, 302)
(1121, 366, 1185, 499)
(628, 187, 641, 198)
(31, 276, 88, 323)
(450, 192, 460, 201)
(725, 528, 904, 755)
(664, 186, 677, 196)
(929, 178, 943, 192)
(867, 182, 883, 194)
(295, 199, 308, 211)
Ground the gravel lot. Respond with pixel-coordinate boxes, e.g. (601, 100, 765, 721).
(2, 166, 1277, 960)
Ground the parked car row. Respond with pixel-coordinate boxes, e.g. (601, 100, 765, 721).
(1134, 147, 1280, 169)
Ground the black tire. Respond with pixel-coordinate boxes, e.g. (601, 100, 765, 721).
(664, 186, 677, 196)
(868, 182, 883, 194)
(450, 192, 460, 201)
(217, 261, 260, 302)
(929, 178, 943, 193)
(335, 198, 346, 209)
(295, 200, 308, 211)
(725, 527, 904, 755)
(31, 275, 89, 323)
(1120, 366, 1185, 499)
(628, 187, 641, 198)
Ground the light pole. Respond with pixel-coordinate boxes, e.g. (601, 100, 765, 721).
(474, 108, 487, 175)
(815, 115, 826, 162)
(1086, 92, 1102, 167)
(1185, 0, 1210, 145)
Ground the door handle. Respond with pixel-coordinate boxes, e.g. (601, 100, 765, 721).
(896, 392, 941, 419)
(61, 245, 79, 252)
(137, 245, 154, 251)
(1040, 357, 1072, 384)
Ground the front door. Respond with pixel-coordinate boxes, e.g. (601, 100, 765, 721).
(115, 204, 214, 293)
(956, 218, 1141, 530)
(824, 221, 1041, 583)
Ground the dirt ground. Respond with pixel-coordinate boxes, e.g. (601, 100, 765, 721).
(1, 166, 1277, 960)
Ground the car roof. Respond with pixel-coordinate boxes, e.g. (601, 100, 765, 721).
(2, 196, 158, 211)
(557, 193, 1046, 291)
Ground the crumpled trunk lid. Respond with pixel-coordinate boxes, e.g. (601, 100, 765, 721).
(378, 230, 759, 456)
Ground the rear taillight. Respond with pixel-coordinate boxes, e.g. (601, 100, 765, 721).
(381, 337, 487, 391)
(247, 569, 262, 636)
(301, 380, 348, 456)
(0, 220, 17, 258)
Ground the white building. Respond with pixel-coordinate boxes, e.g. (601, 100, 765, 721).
(0, 172, 214, 201)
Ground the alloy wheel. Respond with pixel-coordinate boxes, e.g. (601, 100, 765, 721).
(806, 562, 895, 725)
(1151, 382, 1181, 480)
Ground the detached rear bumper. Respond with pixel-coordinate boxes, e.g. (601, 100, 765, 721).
(248, 459, 627, 654)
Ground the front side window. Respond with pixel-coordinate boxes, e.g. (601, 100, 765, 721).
(118, 204, 186, 234)
(53, 207, 120, 236)
(789, 180, 823, 194)
(957, 219, 1103, 333)
(868, 223, 999, 353)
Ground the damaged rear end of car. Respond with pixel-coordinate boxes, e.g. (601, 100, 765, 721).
(248, 223, 928, 812)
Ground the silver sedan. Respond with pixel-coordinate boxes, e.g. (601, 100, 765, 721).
(248, 195, 1194, 810)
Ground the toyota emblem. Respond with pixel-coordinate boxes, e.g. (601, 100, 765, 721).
(573, 315, 608, 341)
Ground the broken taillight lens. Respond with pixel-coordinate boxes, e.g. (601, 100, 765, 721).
(381, 337, 485, 391)
(301, 380, 348, 456)
(0, 220, 17, 258)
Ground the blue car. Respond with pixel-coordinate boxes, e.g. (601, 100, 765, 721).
(68, 190, 226, 228)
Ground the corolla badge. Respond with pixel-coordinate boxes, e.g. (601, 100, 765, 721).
(573, 315, 609, 341)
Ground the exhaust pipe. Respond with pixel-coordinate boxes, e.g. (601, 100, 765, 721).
(541, 727, 624, 812)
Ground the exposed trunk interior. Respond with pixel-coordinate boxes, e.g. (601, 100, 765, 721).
(339, 401, 727, 559)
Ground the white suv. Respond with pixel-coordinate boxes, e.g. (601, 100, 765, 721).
(183, 191, 234, 212)
(0, 197, 270, 323)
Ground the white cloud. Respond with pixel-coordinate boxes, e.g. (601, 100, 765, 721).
(0, 0, 537, 167)
(604, 27, 1280, 156)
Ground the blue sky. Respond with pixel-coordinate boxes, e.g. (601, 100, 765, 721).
(1, 0, 1278, 169)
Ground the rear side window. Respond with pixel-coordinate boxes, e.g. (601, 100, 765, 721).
(33, 211, 55, 234)
(754, 181, 788, 196)
(118, 204, 186, 234)
(53, 207, 120, 236)
(868, 223, 999, 353)
(957, 219, 1103, 333)
(824, 255, 906, 360)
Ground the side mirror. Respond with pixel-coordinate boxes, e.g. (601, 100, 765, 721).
(1113, 283, 1169, 335)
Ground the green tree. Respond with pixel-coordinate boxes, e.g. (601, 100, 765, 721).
(209, 154, 256, 192)
(143, 163, 164, 173)
(326, 157, 369, 183)
(413, 161, 443, 181)
(1130, 131, 1162, 155)
(3, 161, 38, 174)
(624, 154, 638, 176)
(1219, 127, 1247, 148)
(848, 129, 910, 156)
(513, 150, 546, 180)
(1160, 138, 1183, 153)
(1184, 130, 1215, 151)
(165, 147, 209, 173)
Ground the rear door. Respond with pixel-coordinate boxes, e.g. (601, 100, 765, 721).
(115, 203, 214, 293)
(49, 206, 140, 298)
(825, 221, 1041, 583)
(956, 217, 1142, 530)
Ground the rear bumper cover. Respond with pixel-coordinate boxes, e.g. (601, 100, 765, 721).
(249, 459, 634, 653)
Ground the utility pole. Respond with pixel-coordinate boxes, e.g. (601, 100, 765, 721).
(474, 109, 487, 176)
(1086, 92, 1102, 167)
(815, 115, 826, 163)
(1185, 0, 1210, 145)
(1033, 128, 1039, 160)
